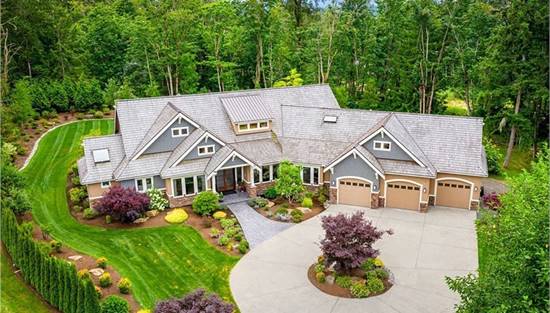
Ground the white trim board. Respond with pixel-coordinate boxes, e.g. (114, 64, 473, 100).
(434, 177, 475, 210)
(171, 131, 226, 167)
(336, 176, 373, 206)
(359, 127, 425, 168)
(383, 178, 423, 211)
(207, 150, 258, 180)
(324, 148, 385, 179)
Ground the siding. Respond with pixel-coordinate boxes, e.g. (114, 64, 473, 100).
(119, 176, 164, 190)
(183, 137, 223, 161)
(221, 155, 247, 168)
(330, 154, 380, 191)
(144, 119, 197, 154)
(363, 133, 412, 161)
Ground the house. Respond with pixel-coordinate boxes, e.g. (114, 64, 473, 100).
(78, 84, 487, 212)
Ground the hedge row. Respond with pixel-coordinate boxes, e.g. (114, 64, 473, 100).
(1, 208, 100, 313)
(30, 78, 104, 113)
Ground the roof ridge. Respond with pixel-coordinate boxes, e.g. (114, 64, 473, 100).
(389, 114, 436, 170)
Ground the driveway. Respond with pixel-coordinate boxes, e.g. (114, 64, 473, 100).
(227, 202, 292, 248)
(230, 205, 478, 313)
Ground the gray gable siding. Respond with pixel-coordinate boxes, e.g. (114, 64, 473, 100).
(363, 133, 412, 161)
(221, 155, 247, 168)
(183, 137, 223, 161)
(120, 176, 164, 190)
(144, 119, 197, 155)
(330, 154, 380, 192)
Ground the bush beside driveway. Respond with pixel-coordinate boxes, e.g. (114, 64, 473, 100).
(230, 205, 478, 313)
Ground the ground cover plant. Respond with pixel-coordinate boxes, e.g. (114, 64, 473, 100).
(154, 288, 233, 313)
(21, 120, 238, 308)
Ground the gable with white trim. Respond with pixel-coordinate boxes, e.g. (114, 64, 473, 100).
(143, 118, 197, 155)
(220, 154, 247, 168)
(180, 136, 223, 162)
(362, 132, 413, 162)
(329, 153, 381, 192)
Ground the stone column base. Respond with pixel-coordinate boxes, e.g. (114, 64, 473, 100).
(371, 193, 380, 209)
(329, 187, 337, 204)
(420, 202, 428, 213)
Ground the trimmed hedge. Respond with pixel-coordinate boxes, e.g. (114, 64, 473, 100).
(1, 207, 100, 313)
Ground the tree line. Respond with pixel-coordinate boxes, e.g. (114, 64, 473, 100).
(1, 0, 548, 165)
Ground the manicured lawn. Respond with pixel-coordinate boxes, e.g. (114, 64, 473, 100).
(21, 120, 239, 309)
(1, 246, 56, 313)
(490, 145, 532, 180)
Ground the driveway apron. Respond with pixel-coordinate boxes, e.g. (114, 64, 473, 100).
(230, 205, 478, 313)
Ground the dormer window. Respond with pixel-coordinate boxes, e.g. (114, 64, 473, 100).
(172, 127, 189, 138)
(92, 149, 110, 163)
(373, 141, 391, 151)
(236, 121, 269, 133)
(198, 145, 215, 156)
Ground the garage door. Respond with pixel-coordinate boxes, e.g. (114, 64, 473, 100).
(436, 180, 471, 209)
(386, 182, 421, 210)
(338, 179, 371, 207)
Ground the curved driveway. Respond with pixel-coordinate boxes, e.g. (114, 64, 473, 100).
(230, 205, 478, 313)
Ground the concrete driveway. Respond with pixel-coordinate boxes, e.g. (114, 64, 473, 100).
(230, 205, 478, 313)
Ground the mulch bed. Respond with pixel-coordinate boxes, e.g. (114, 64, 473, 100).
(307, 264, 393, 298)
(14, 111, 114, 169)
(255, 197, 325, 223)
(18, 212, 141, 312)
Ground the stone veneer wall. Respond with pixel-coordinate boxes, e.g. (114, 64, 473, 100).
(370, 193, 379, 209)
(168, 195, 194, 208)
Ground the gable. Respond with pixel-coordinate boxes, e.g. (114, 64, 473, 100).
(362, 132, 413, 161)
(143, 118, 197, 155)
(220, 154, 247, 168)
(180, 136, 223, 162)
(330, 154, 380, 192)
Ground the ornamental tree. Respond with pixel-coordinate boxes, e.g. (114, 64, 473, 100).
(320, 212, 392, 273)
(154, 289, 233, 313)
(95, 186, 149, 223)
(274, 160, 304, 203)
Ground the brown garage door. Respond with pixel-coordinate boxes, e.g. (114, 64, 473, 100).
(436, 180, 471, 209)
(338, 179, 371, 207)
(386, 182, 421, 210)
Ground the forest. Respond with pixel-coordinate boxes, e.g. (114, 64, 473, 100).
(1, 0, 548, 170)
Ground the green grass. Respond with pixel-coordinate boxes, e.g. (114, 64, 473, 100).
(21, 120, 239, 309)
(490, 145, 532, 181)
(1, 246, 55, 313)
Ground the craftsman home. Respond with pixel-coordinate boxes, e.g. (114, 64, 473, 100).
(78, 84, 487, 211)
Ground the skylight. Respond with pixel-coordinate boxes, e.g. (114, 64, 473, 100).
(323, 115, 338, 123)
(92, 149, 110, 163)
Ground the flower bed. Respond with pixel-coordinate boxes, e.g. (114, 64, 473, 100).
(249, 196, 326, 223)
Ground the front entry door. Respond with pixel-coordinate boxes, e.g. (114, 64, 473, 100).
(217, 169, 235, 192)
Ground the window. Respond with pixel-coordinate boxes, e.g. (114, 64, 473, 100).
(259, 121, 268, 128)
(173, 175, 204, 197)
(262, 165, 271, 182)
(373, 141, 391, 151)
(272, 164, 279, 180)
(236, 167, 243, 184)
(198, 145, 215, 156)
(92, 149, 110, 163)
(171, 127, 189, 138)
(253, 169, 261, 184)
(197, 176, 205, 193)
(136, 177, 153, 192)
(301, 166, 320, 185)
(237, 121, 269, 132)
(239, 124, 248, 131)
(249, 123, 258, 130)
(185, 177, 194, 196)
(174, 178, 183, 196)
(100, 181, 111, 188)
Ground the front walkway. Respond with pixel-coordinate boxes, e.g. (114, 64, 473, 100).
(227, 201, 292, 248)
(230, 205, 478, 313)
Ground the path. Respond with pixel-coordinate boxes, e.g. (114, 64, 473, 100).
(230, 204, 478, 313)
(227, 202, 292, 249)
(481, 178, 508, 195)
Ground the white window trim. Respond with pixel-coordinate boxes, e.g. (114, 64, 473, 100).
(100, 181, 111, 188)
(171, 127, 189, 138)
(301, 166, 321, 186)
(135, 177, 154, 193)
(237, 120, 269, 133)
(373, 140, 391, 151)
(197, 144, 216, 156)
(172, 175, 205, 198)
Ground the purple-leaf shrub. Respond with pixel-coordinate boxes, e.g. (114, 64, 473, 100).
(481, 192, 502, 211)
(320, 212, 393, 273)
(154, 289, 233, 313)
(95, 186, 150, 223)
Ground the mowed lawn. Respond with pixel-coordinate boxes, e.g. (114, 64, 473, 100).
(21, 120, 239, 309)
(1, 246, 56, 313)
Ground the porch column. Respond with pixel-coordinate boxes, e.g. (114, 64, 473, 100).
(250, 166, 255, 186)
(212, 174, 217, 193)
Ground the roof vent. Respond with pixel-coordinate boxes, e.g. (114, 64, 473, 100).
(92, 149, 110, 163)
(323, 115, 338, 123)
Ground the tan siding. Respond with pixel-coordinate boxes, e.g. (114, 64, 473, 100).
(87, 181, 119, 199)
(165, 179, 173, 196)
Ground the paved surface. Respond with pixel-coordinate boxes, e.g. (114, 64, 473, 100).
(481, 177, 508, 195)
(227, 202, 292, 248)
(230, 205, 478, 313)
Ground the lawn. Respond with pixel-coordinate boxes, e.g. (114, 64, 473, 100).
(21, 119, 239, 309)
(490, 145, 532, 180)
(1, 246, 56, 313)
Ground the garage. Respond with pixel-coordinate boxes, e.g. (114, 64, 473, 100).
(436, 180, 471, 209)
(338, 178, 371, 207)
(385, 181, 421, 210)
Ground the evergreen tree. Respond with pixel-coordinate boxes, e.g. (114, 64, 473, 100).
(76, 278, 87, 313)
(84, 278, 101, 313)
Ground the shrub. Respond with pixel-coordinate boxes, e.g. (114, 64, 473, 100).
(78, 269, 91, 279)
(105, 215, 112, 224)
(154, 288, 233, 313)
(373, 268, 389, 280)
(317, 193, 327, 204)
(315, 272, 326, 283)
(71, 175, 81, 186)
(481, 192, 502, 211)
(224, 226, 240, 238)
(373, 257, 384, 268)
(275, 208, 289, 216)
(483, 137, 503, 175)
(314, 263, 325, 273)
(95, 285, 102, 299)
(234, 232, 243, 241)
(365, 270, 378, 282)
(99, 273, 112, 288)
(83, 207, 98, 219)
(101, 295, 129, 313)
(213, 211, 227, 219)
(73, 205, 83, 212)
(96, 257, 108, 269)
(217, 235, 230, 246)
(301, 197, 313, 208)
(69, 187, 86, 203)
(335, 275, 353, 289)
(118, 278, 131, 294)
(320, 212, 393, 273)
(49, 240, 62, 253)
(361, 258, 376, 272)
(366, 277, 385, 294)
(164, 209, 188, 224)
(137, 310, 151, 313)
(350, 281, 370, 298)
(209, 228, 221, 238)
(94, 111, 104, 119)
(147, 189, 168, 211)
(291, 209, 304, 223)
(255, 198, 268, 208)
(95, 186, 149, 223)
(192, 191, 220, 216)
(238, 240, 249, 254)
(263, 187, 278, 199)
(219, 218, 236, 229)
(274, 160, 305, 202)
